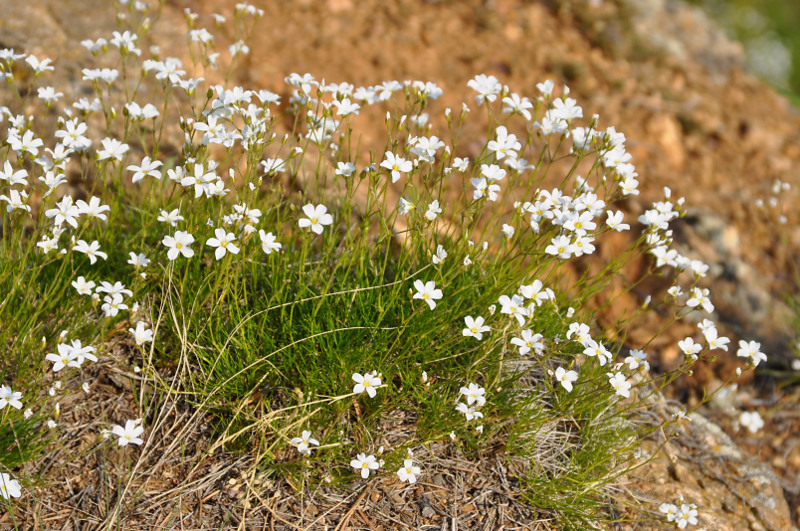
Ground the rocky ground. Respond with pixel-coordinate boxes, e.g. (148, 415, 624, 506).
(1, 0, 799, 529)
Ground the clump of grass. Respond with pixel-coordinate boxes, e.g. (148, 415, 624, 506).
(0, 2, 770, 529)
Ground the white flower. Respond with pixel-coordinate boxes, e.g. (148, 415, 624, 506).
(111, 419, 144, 446)
(736, 340, 767, 367)
(128, 322, 154, 346)
(158, 208, 184, 226)
(97, 137, 129, 161)
(459, 383, 486, 407)
(72, 276, 96, 295)
(686, 287, 714, 314)
(96, 281, 132, 298)
(510, 329, 544, 356)
(127, 252, 150, 268)
(537, 79, 554, 98)
(452, 157, 469, 172)
(0, 473, 22, 500)
(101, 294, 128, 317)
(259, 230, 282, 254)
(0, 161, 28, 186)
(206, 228, 240, 260)
(298, 203, 333, 234)
(413, 280, 442, 310)
(678, 337, 702, 357)
(518, 279, 551, 307)
(335, 161, 356, 177)
(333, 98, 360, 116)
(380, 152, 412, 183)
(545, 235, 575, 260)
(555, 367, 578, 392)
(607, 372, 631, 398)
(624, 349, 650, 371)
(551, 97, 583, 123)
(702, 327, 730, 351)
(162, 231, 195, 260)
(462, 316, 490, 340)
(470, 177, 500, 201)
(352, 371, 381, 398)
(606, 211, 630, 232)
(398, 197, 415, 215)
(455, 402, 484, 421)
(127, 156, 162, 182)
(467, 74, 501, 105)
(0, 189, 31, 213)
(659, 503, 679, 522)
(431, 244, 448, 265)
(567, 322, 592, 345)
(290, 430, 320, 455)
(739, 411, 764, 434)
(502, 93, 533, 120)
(498, 294, 529, 326)
(487, 127, 520, 161)
(45, 343, 79, 372)
(45, 195, 79, 227)
(410, 136, 444, 163)
(583, 340, 612, 366)
(396, 459, 422, 484)
(73, 240, 108, 265)
(425, 200, 442, 221)
(0, 386, 23, 410)
(26, 55, 54, 75)
(676, 503, 699, 528)
(350, 453, 379, 479)
(76, 196, 111, 221)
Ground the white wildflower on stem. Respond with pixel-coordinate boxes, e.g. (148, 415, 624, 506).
(350, 453, 379, 479)
(413, 280, 442, 310)
(111, 419, 144, 446)
(298, 203, 333, 234)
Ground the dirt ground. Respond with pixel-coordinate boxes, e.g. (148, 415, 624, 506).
(2, 0, 800, 528)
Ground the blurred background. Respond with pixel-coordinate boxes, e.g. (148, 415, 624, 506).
(689, 0, 800, 98)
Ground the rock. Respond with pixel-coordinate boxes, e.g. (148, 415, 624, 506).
(623, 410, 795, 531)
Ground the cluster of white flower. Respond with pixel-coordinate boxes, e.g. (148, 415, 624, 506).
(45, 340, 98, 372)
(456, 382, 486, 424)
(659, 497, 699, 528)
(0, 1, 778, 505)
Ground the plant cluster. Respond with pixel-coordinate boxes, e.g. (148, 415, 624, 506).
(0, 1, 770, 528)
